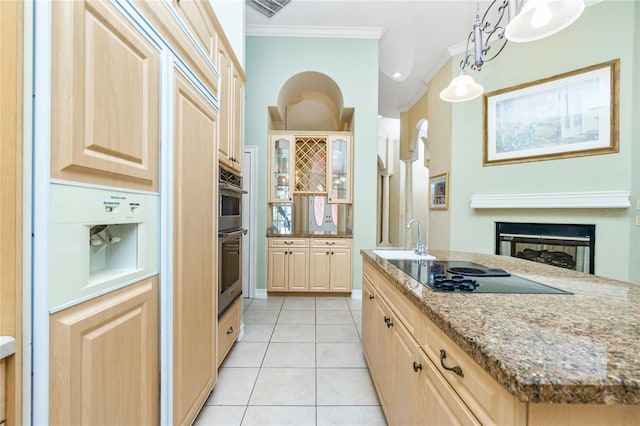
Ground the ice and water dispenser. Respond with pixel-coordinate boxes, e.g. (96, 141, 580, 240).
(49, 183, 159, 311)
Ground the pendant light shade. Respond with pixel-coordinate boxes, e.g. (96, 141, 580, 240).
(505, 0, 585, 43)
(439, 73, 484, 103)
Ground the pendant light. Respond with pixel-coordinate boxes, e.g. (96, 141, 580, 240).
(505, 0, 585, 42)
(440, 0, 585, 103)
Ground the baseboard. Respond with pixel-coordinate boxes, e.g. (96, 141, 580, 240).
(350, 289, 362, 300)
(255, 288, 267, 299)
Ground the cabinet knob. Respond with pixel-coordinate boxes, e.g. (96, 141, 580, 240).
(227, 326, 234, 335)
(440, 350, 464, 377)
(326, 252, 330, 255)
(413, 361, 422, 372)
(369, 294, 374, 300)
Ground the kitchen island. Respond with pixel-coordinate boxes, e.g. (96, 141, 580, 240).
(361, 249, 640, 425)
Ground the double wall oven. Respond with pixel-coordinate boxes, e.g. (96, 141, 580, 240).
(218, 168, 247, 317)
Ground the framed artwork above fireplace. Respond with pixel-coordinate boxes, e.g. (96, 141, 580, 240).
(483, 59, 619, 166)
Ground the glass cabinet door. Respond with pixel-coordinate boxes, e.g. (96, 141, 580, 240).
(269, 135, 294, 202)
(327, 135, 351, 203)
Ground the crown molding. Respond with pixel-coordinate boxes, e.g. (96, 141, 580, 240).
(470, 191, 631, 209)
(246, 24, 385, 39)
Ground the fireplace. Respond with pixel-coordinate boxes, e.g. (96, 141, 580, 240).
(495, 222, 595, 274)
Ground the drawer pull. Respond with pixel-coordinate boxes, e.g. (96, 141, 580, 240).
(440, 349, 464, 377)
(384, 316, 393, 328)
(227, 326, 234, 335)
(284, 241, 294, 245)
(369, 294, 374, 300)
(326, 242, 336, 245)
(413, 361, 422, 372)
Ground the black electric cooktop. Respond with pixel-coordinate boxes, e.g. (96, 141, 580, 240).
(388, 260, 572, 294)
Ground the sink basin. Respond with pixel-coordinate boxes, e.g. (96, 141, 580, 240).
(373, 249, 436, 260)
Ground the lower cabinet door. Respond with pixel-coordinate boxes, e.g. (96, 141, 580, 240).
(329, 248, 352, 291)
(49, 277, 159, 426)
(288, 249, 309, 291)
(416, 349, 481, 426)
(268, 248, 288, 291)
(309, 248, 331, 291)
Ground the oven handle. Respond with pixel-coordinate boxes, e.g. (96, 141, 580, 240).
(219, 182, 248, 194)
(218, 228, 248, 239)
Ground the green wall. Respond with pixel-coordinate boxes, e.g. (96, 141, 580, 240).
(447, 0, 638, 282)
(244, 36, 379, 291)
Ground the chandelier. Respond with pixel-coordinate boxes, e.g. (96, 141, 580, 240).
(439, 0, 585, 103)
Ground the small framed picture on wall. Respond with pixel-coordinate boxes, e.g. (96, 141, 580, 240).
(429, 173, 448, 210)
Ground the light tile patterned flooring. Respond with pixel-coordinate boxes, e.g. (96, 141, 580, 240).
(193, 296, 387, 426)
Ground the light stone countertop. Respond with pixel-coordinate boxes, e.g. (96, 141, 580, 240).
(0, 335, 16, 360)
(361, 249, 640, 405)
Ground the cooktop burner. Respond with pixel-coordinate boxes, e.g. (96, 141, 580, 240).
(387, 260, 571, 294)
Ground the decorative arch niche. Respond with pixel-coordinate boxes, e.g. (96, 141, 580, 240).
(268, 71, 353, 131)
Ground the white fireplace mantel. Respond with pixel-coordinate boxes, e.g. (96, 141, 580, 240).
(470, 191, 631, 209)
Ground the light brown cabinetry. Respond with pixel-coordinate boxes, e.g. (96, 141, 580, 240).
(49, 276, 159, 426)
(309, 239, 352, 291)
(172, 69, 218, 426)
(362, 259, 510, 426)
(51, 0, 160, 191)
(218, 297, 241, 367)
(267, 238, 309, 292)
(217, 41, 244, 173)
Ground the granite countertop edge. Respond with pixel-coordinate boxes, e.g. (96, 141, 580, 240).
(361, 249, 640, 405)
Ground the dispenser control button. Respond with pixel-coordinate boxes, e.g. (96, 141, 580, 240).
(129, 202, 140, 213)
(103, 200, 120, 213)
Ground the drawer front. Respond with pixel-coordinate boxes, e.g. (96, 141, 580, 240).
(217, 298, 240, 367)
(376, 275, 417, 335)
(268, 238, 308, 248)
(422, 319, 517, 426)
(311, 238, 352, 248)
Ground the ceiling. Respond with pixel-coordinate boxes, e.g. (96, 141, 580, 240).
(245, 0, 488, 118)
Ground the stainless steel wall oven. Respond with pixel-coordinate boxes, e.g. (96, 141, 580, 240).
(218, 168, 247, 317)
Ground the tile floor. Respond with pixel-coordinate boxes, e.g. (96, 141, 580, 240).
(193, 296, 387, 426)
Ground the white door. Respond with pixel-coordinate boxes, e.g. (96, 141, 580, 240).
(242, 147, 257, 298)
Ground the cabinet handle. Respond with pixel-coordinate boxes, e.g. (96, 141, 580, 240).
(383, 315, 390, 324)
(413, 361, 422, 372)
(284, 241, 294, 245)
(289, 251, 292, 254)
(227, 326, 233, 335)
(331, 251, 334, 255)
(369, 294, 374, 300)
(440, 350, 464, 377)
(326, 242, 335, 245)
(326, 251, 330, 255)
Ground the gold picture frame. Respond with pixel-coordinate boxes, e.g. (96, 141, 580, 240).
(483, 59, 619, 166)
(429, 173, 448, 210)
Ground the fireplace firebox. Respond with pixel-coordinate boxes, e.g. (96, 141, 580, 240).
(495, 222, 595, 274)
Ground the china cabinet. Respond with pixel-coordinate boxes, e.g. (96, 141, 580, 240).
(268, 132, 352, 203)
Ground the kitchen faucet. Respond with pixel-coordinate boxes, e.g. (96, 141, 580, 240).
(406, 219, 426, 255)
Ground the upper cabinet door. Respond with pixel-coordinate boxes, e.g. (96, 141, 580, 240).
(172, 0, 217, 61)
(269, 134, 295, 203)
(327, 135, 352, 203)
(51, 0, 160, 191)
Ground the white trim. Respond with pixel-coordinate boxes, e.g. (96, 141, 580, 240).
(50, 178, 160, 195)
(243, 146, 258, 299)
(32, 1, 52, 423)
(350, 289, 362, 300)
(246, 24, 385, 39)
(470, 191, 631, 209)
(22, 1, 34, 423)
(159, 49, 175, 426)
(255, 288, 268, 299)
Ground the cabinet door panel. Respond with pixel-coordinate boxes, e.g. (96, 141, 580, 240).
(51, 0, 159, 191)
(173, 70, 217, 426)
(49, 277, 159, 426)
(217, 44, 232, 167)
(327, 135, 352, 203)
(231, 71, 244, 172)
(288, 249, 309, 291)
(417, 349, 481, 426)
(329, 248, 352, 291)
(309, 248, 331, 292)
(390, 320, 420, 426)
(268, 249, 288, 292)
(372, 296, 392, 412)
(361, 277, 376, 365)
